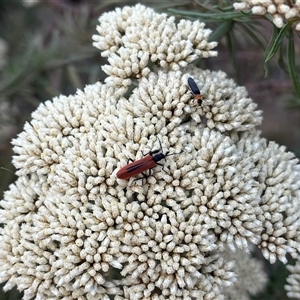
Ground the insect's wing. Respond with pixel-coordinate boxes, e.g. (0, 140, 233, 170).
(117, 156, 156, 179)
(188, 77, 200, 94)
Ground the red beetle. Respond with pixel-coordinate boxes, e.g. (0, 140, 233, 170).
(188, 77, 202, 105)
(116, 142, 173, 180)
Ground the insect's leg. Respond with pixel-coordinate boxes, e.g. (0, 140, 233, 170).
(157, 137, 162, 152)
(184, 84, 190, 93)
(132, 170, 149, 184)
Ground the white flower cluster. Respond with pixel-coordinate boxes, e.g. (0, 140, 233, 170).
(286, 257, 300, 298)
(233, 131, 300, 264)
(223, 248, 267, 300)
(233, 0, 300, 31)
(1, 3, 300, 300)
(92, 4, 217, 92)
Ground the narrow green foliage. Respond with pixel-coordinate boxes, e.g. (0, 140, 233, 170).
(287, 28, 300, 100)
(168, 8, 250, 22)
(194, 0, 218, 11)
(238, 22, 265, 50)
(209, 20, 233, 42)
(67, 65, 84, 90)
(264, 22, 293, 63)
(226, 29, 240, 84)
(277, 46, 289, 74)
(264, 25, 280, 77)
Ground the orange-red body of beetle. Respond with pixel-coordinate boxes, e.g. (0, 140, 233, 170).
(116, 149, 168, 180)
(188, 77, 202, 105)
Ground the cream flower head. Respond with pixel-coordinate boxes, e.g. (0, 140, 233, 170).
(1, 3, 300, 300)
(92, 4, 217, 92)
(286, 256, 300, 298)
(233, 0, 300, 31)
(222, 248, 268, 299)
(233, 131, 300, 264)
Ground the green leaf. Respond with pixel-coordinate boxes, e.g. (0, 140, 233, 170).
(263, 24, 279, 77)
(277, 46, 289, 74)
(264, 22, 293, 63)
(168, 8, 250, 21)
(67, 65, 84, 90)
(226, 29, 240, 84)
(209, 21, 233, 42)
(194, 0, 218, 12)
(238, 22, 265, 49)
(287, 28, 300, 99)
